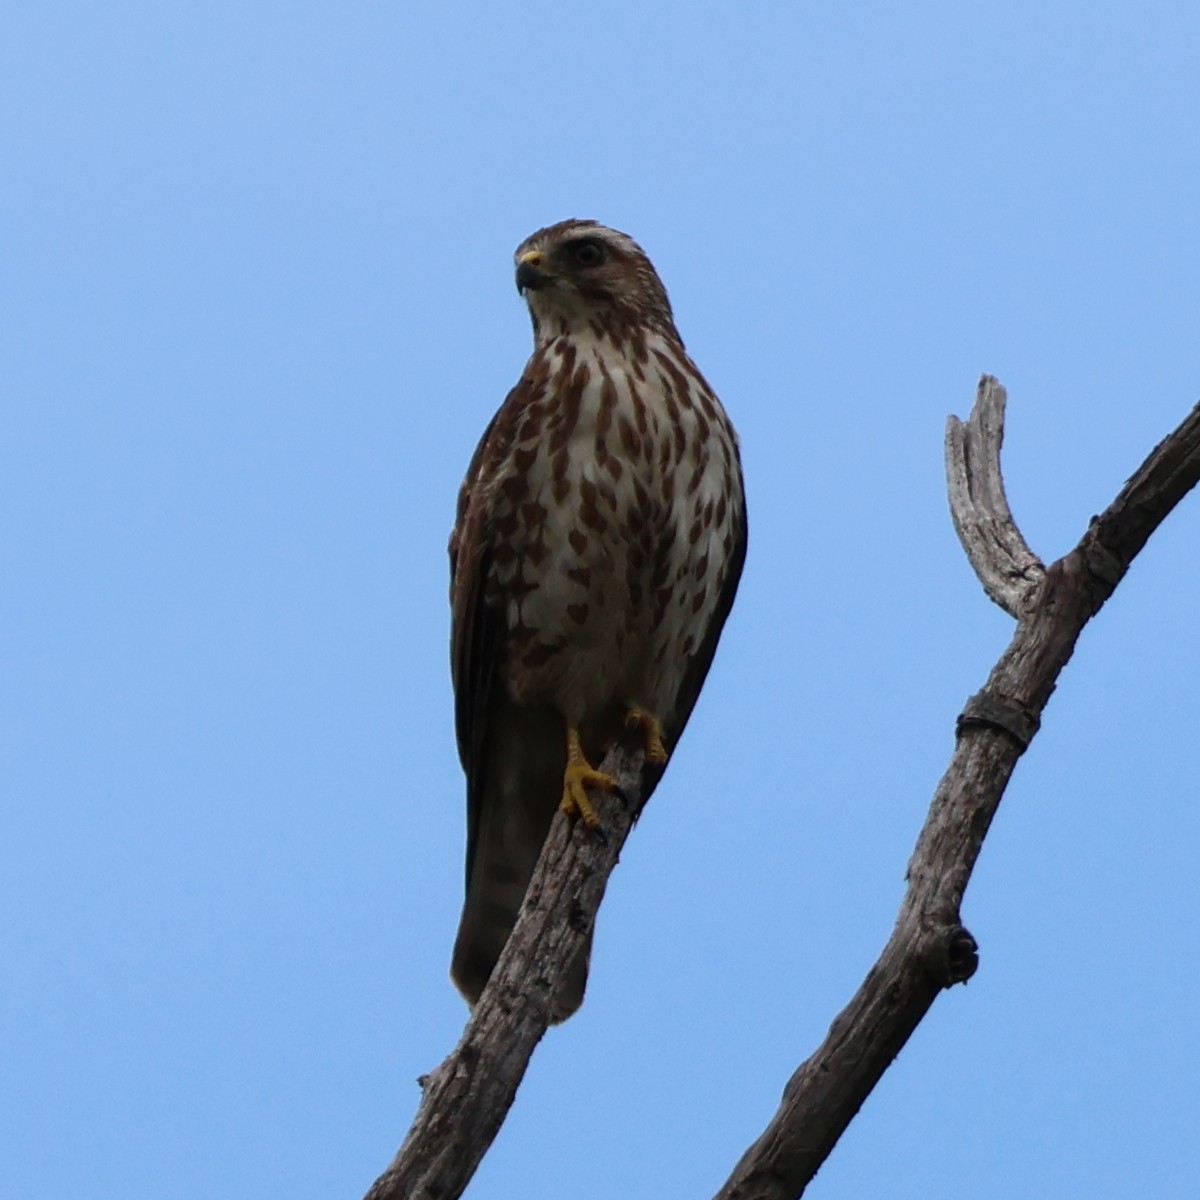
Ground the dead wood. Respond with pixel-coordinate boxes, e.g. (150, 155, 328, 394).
(365, 375, 1200, 1200)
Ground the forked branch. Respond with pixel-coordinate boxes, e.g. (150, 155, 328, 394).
(364, 376, 1200, 1200)
(713, 375, 1200, 1199)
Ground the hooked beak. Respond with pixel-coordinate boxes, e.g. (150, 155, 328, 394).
(515, 250, 553, 294)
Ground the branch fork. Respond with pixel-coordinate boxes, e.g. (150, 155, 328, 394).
(367, 374, 1200, 1200)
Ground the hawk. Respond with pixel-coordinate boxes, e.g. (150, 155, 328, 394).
(449, 219, 746, 1020)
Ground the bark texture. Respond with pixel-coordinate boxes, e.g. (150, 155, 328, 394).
(712, 376, 1200, 1199)
(366, 375, 1200, 1200)
(363, 741, 647, 1200)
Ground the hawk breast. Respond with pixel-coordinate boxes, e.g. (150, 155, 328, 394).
(486, 327, 743, 739)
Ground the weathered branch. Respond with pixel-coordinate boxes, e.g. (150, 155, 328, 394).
(363, 741, 647, 1200)
(945, 375, 1045, 615)
(365, 376, 1200, 1200)
(712, 375, 1200, 1200)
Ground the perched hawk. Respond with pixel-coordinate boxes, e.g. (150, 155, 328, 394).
(449, 219, 746, 1020)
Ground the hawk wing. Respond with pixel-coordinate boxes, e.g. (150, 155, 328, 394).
(448, 387, 587, 1018)
(449, 397, 512, 888)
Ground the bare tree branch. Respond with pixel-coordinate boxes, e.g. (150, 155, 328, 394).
(945, 375, 1045, 615)
(365, 375, 1200, 1200)
(363, 741, 648, 1200)
(712, 375, 1200, 1200)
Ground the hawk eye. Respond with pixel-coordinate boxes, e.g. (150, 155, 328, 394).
(571, 239, 606, 268)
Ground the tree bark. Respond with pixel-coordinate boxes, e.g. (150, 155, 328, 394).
(363, 740, 648, 1200)
(712, 375, 1200, 1199)
(365, 376, 1200, 1200)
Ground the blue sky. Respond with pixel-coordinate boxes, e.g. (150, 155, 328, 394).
(3, 4, 1198, 1197)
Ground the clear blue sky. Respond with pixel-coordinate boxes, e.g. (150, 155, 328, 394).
(4, 4, 1198, 1197)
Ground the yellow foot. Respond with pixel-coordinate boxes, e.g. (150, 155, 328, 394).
(561, 727, 617, 829)
(624, 708, 669, 765)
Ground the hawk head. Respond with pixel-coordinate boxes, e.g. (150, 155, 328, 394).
(514, 219, 679, 343)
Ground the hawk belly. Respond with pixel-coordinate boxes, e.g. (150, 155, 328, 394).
(493, 334, 738, 746)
